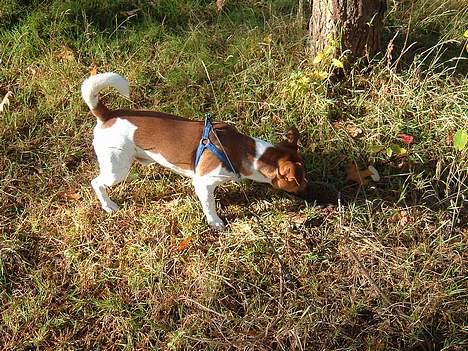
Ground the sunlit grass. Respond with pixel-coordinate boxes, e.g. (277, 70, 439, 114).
(0, 0, 467, 350)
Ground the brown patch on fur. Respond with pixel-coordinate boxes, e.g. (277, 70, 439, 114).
(91, 101, 112, 122)
(106, 111, 257, 175)
(197, 124, 256, 176)
(102, 118, 117, 128)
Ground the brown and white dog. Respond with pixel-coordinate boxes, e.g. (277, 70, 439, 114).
(81, 72, 307, 230)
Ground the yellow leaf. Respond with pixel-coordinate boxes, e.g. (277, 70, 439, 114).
(90, 65, 97, 76)
(324, 44, 336, 56)
(389, 143, 407, 156)
(464, 29, 468, 38)
(312, 70, 328, 80)
(332, 58, 344, 68)
(313, 52, 325, 64)
(298, 75, 310, 85)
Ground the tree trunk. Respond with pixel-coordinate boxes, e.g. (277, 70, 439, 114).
(309, 0, 387, 60)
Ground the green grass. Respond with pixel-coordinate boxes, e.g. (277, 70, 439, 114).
(1, 0, 467, 350)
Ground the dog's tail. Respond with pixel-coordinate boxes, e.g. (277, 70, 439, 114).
(81, 72, 130, 122)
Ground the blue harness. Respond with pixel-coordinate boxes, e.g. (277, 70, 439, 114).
(194, 113, 239, 177)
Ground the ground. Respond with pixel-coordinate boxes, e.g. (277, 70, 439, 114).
(0, 0, 467, 350)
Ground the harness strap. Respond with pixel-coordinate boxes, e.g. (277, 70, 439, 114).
(194, 113, 239, 178)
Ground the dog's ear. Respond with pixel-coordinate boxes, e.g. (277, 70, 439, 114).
(277, 161, 303, 185)
(283, 127, 301, 149)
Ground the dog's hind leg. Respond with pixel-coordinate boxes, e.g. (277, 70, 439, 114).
(92, 149, 133, 212)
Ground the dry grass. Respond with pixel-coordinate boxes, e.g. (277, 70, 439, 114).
(0, 0, 467, 350)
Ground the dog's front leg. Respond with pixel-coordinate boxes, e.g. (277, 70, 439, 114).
(192, 178, 225, 231)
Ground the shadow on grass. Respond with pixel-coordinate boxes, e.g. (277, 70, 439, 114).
(213, 144, 466, 231)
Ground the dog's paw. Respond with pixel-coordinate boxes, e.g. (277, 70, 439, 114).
(208, 218, 226, 231)
(102, 201, 119, 213)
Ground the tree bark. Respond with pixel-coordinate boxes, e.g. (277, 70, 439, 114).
(309, 0, 387, 60)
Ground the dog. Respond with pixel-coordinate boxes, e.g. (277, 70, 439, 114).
(81, 72, 307, 230)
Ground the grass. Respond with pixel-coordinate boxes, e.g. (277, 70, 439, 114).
(0, 0, 467, 350)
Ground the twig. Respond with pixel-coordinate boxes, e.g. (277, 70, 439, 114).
(180, 296, 226, 319)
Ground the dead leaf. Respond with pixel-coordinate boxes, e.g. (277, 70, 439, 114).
(56, 46, 75, 62)
(346, 162, 378, 185)
(331, 120, 363, 138)
(391, 210, 409, 227)
(0, 91, 13, 112)
(259, 101, 269, 110)
(346, 125, 363, 138)
(177, 235, 193, 252)
(216, 0, 225, 11)
(288, 212, 308, 225)
(90, 65, 97, 76)
(331, 120, 344, 129)
(63, 191, 81, 201)
(445, 131, 454, 146)
(120, 8, 140, 17)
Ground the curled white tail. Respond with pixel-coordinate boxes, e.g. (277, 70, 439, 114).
(81, 72, 130, 111)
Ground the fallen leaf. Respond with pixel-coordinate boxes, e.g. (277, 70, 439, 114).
(177, 235, 193, 252)
(464, 29, 468, 38)
(331, 121, 362, 138)
(398, 133, 414, 145)
(331, 120, 344, 129)
(386, 143, 407, 157)
(288, 212, 308, 225)
(0, 91, 13, 112)
(453, 129, 468, 151)
(55, 46, 75, 62)
(311, 70, 328, 80)
(391, 210, 409, 227)
(346, 162, 377, 185)
(445, 131, 454, 146)
(216, 0, 225, 11)
(120, 8, 140, 17)
(346, 125, 363, 138)
(90, 65, 97, 76)
(368, 145, 385, 153)
(259, 101, 269, 110)
(63, 191, 81, 200)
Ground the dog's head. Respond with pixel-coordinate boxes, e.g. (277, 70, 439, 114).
(268, 128, 307, 194)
